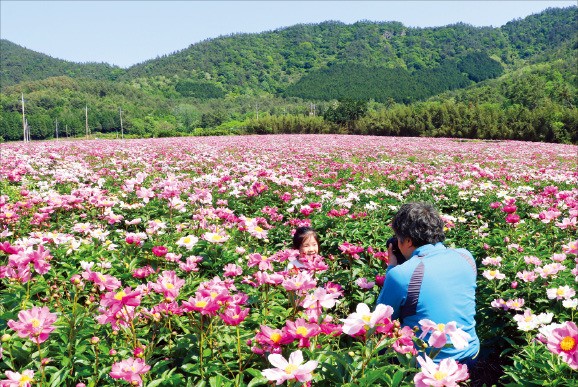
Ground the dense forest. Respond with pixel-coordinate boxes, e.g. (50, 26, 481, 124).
(0, 6, 576, 143)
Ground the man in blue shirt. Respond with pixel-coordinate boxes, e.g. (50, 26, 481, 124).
(376, 202, 480, 363)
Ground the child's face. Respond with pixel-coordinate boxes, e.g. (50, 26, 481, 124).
(300, 235, 319, 256)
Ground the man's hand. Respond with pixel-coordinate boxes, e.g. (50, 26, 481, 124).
(387, 243, 398, 267)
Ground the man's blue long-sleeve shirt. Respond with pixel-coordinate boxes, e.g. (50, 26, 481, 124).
(376, 243, 480, 362)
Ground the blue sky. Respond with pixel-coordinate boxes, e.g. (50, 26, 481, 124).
(1, 1, 575, 68)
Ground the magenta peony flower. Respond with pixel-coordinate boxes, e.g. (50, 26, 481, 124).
(7, 306, 57, 344)
(501, 204, 517, 214)
(150, 270, 185, 301)
(255, 325, 294, 350)
(220, 305, 250, 326)
(505, 213, 520, 224)
(100, 287, 142, 314)
(151, 245, 168, 257)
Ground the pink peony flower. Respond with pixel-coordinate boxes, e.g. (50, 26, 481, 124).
(220, 305, 250, 326)
(285, 318, 321, 348)
(393, 326, 417, 355)
(83, 270, 121, 291)
(223, 264, 243, 277)
(182, 294, 220, 316)
(0, 370, 35, 387)
(301, 287, 340, 310)
(178, 256, 202, 272)
(203, 232, 230, 243)
(261, 350, 318, 385)
(544, 321, 578, 370)
(132, 265, 155, 279)
(556, 217, 577, 229)
(176, 235, 198, 250)
(100, 287, 142, 314)
(340, 303, 393, 336)
(282, 271, 317, 292)
(562, 240, 578, 256)
(505, 298, 524, 311)
(338, 241, 365, 259)
(254, 325, 294, 349)
(481, 256, 502, 266)
(491, 298, 507, 310)
(516, 270, 538, 283)
(109, 357, 151, 386)
(7, 306, 57, 344)
(151, 270, 185, 300)
(414, 355, 469, 387)
(546, 286, 576, 301)
(247, 253, 273, 271)
(482, 269, 506, 280)
(355, 277, 376, 289)
(419, 320, 471, 350)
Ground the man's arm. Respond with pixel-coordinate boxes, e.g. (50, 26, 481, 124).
(376, 268, 405, 320)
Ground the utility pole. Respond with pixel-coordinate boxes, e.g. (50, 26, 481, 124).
(119, 107, 124, 139)
(55, 119, 59, 140)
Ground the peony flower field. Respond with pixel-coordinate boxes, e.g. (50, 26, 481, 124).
(0, 135, 576, 386)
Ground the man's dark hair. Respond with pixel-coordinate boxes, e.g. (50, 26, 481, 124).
(391, 202, 445, 247)
(292, 226, 319, 250)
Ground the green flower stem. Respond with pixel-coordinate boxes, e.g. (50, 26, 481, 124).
(68, 290, 79, 377)
(37, 341, 46, 386)
(124, 305, 138, 349)
(92, 343, 100, 384)
(236, 326, 242, 372)
(199, 315, 205, 380)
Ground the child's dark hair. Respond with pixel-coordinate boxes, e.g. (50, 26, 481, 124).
(292, 227, 319, 250)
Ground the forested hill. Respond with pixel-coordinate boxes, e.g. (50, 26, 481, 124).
(2, 6, 576, 94)
(0, 6, 576, 143)
(0, 40, 123, 86)
(122, 7, 576, 96)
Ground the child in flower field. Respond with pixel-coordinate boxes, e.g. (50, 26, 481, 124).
(287, 226, 320, 271)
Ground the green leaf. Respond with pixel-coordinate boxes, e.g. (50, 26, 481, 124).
(244, 368, 263, 378)
(391, 370, 404, 387)
(47, 367, 69, 387)
(247, 376, 269, 387)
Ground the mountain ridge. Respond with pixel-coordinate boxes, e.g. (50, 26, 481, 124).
(0, 6, 576, 143)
